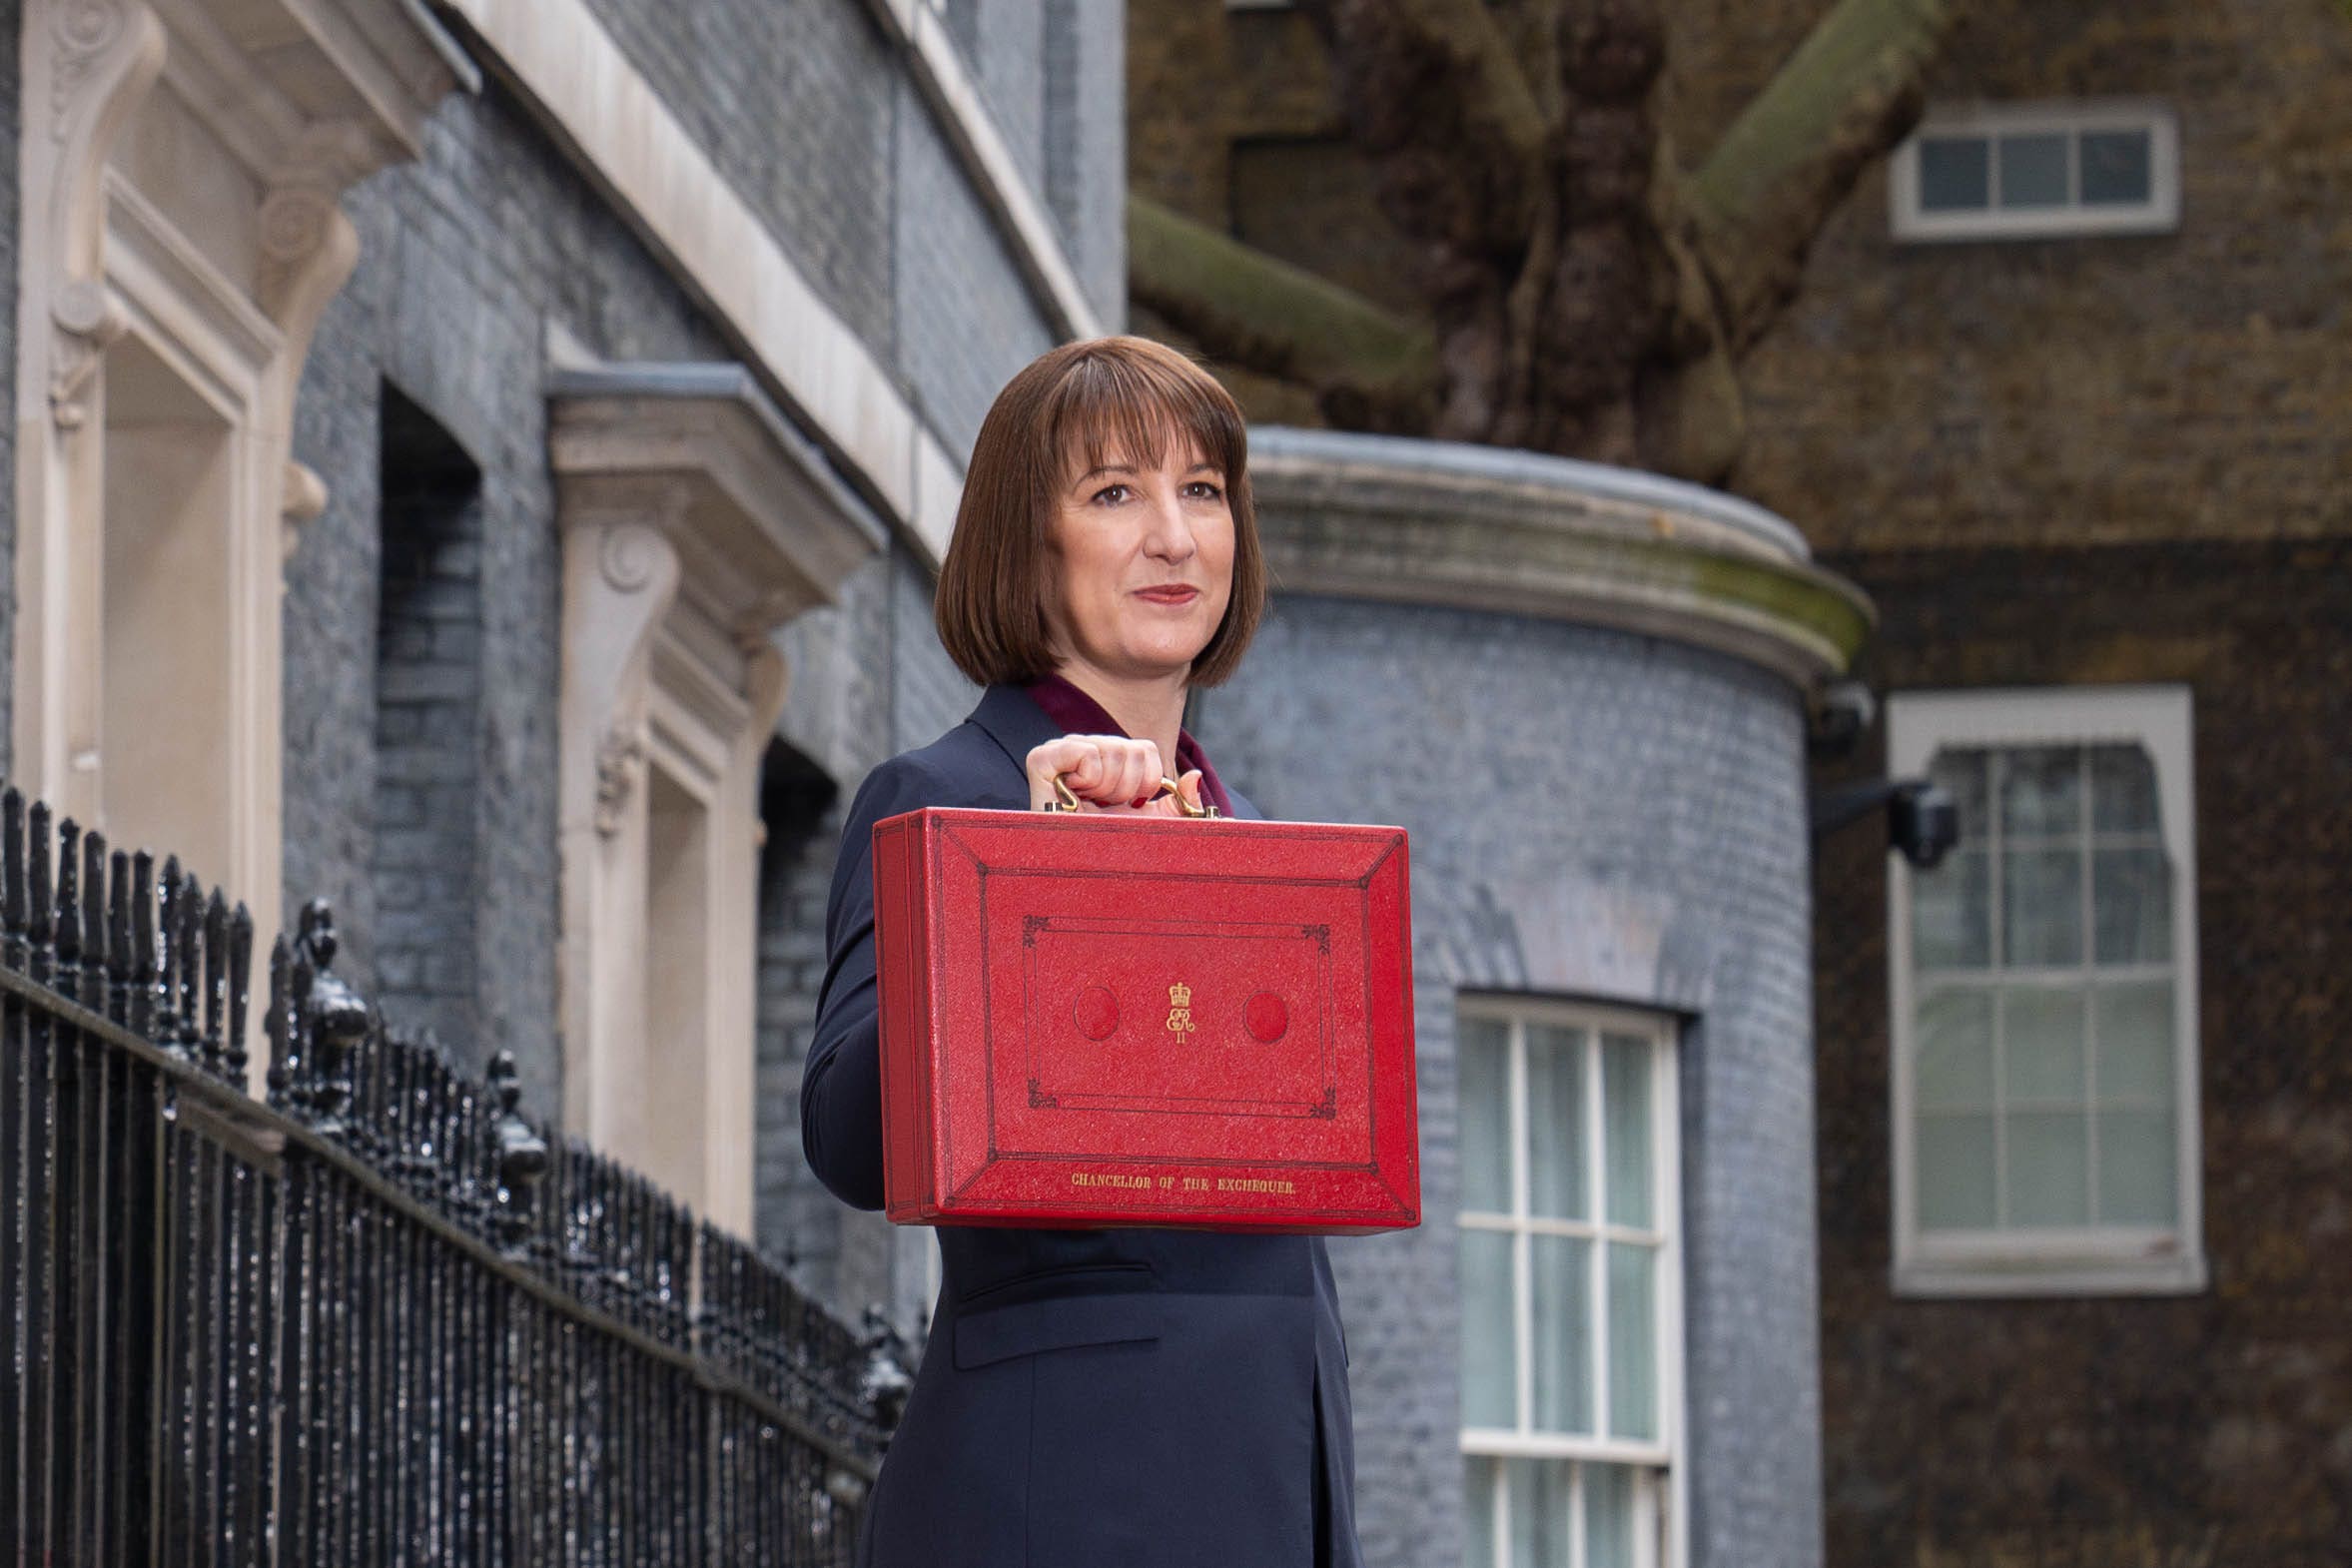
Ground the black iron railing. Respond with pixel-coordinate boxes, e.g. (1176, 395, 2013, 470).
(1, 786, 910, 1564)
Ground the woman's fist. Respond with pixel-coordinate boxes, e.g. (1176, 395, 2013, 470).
(1026, 735, 1205, 817)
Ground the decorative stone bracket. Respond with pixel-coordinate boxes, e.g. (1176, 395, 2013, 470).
(550, 362, 886, 1230)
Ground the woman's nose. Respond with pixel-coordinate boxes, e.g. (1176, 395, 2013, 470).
(1142, 489, 1195, 559)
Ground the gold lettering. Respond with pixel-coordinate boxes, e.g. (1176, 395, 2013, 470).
(1070, 1172, 1155, 1190)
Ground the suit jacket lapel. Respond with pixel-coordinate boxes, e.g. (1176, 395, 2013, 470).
(968, 684, 1064, 777)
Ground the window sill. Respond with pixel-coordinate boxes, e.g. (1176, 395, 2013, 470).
(1893, 1248, 2206, 1299)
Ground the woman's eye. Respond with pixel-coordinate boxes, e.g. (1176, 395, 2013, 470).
(1183, 481, 1224, 501)
(1091, 483, 1132, 505)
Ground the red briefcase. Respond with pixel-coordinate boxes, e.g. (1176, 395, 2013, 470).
(870, 806, 1419, 1233)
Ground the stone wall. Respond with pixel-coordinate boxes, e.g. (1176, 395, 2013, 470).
(1194, 593, 1822, 1568)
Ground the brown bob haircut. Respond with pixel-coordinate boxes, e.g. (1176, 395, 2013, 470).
(934, 335, 1265, 689)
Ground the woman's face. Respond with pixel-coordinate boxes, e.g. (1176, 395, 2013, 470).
(1048, 428, 1234, 686)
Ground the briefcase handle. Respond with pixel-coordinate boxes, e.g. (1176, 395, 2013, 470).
(1045, 772, 1218, 819)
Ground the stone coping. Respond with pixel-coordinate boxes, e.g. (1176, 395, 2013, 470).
(1245, 426, 1875, 687)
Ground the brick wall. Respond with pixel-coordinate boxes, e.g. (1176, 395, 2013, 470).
(895, 68, 1061, 459)
(370, 388, 488, 1050)
(581, 0, 897, 357)
(1703, 0, 2352, 554)
(280, 4, 1084, 1335)
(1810, 538, 2352, 1568)
(288, 79, 734, 1114)
(1194, 593, 1824, 1568)
(1046, 0, 1128, 324)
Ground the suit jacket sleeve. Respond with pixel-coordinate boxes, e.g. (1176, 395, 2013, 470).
(802, 751, 955, 1211)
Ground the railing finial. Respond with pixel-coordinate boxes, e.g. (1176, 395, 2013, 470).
(487, 1049, 548, 1257)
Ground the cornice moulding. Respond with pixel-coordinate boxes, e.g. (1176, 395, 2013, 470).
(1246, 427, 1876, 688)
(550, 363, 891, 636)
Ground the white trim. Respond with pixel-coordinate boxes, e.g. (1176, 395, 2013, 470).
(1887, 686, 2206, 1298)
(439, 0, 973, 561)
(1456, 998, 1685, 1568)
(864, 0, 1104, 341)
(1889, 99, 2180, 244)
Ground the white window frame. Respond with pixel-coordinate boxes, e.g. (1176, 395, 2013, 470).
(1457, 995, 1687, 1568)
(1890, 100, 2180, 243)
(1888, 686, 2205, 1297)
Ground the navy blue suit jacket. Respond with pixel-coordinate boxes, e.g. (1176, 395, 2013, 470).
(804, 685, 1360, 1567)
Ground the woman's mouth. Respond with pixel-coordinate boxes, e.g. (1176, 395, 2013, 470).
(1134, 585, 1199, 606)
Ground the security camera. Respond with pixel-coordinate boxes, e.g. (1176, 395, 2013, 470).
(1888, 780, 1959, 870)
(1811, 776, 1963, 868)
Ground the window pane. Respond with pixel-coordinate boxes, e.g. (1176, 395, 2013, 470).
(2094, 981, 2174, 1104)
(1460, 1018, 1512, 1213)
(2093, 845, 2172, 965)
(2080, 129, 2152, 206)
(1919, 135, 1990, 211)
(1464, 1456, 1499, 1568)
(2089, 744, 2160, 833)
(2000, 747, 2082, 837)
(1530, 1234, 1594, 1435)
(1997, 131, 2069, 207)
(2002, 986, 2086, 1106)
(1602, 1034, 1653, 1228)
(2097, 1108, 2178, 1224)
(1917, 988, 1994, 1110)
(1508, 1460, 1573, 1568)
(1607, 1242, 1658, 1441)
(1527, 1025, 1589, 1220)
(1459, 1227, 1517, 1427)
(1914, 848, 1991, 971)
(1918, 1113, 1996, 1229)
(2003, 848, 2084, 967)
(2006, 1110, 2090, 1225)
(1586, 1464, 1638, 1568)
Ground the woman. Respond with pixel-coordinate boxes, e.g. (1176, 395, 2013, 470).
(802, 337, 1359, 1567)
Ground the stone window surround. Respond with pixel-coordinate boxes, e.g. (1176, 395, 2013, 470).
(550, 363, 886, 1234)
(1457, 994, 1687, 1568)
(1886, 685, 2207, 1298)
(12, 0, 460, 1077)
(1889, 98, 2182, 244)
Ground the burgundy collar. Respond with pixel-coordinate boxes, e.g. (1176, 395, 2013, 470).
(1022, 675, 1234, 818)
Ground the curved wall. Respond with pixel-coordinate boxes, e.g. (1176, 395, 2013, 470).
(1190, 429, 1848, 1568)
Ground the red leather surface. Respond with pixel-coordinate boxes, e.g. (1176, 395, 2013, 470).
(872, 808, 1421, 1233)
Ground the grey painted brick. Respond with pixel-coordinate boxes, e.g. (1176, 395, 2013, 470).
(1193, 594, 1824, 1568)
(1045, 0, 1127, 325)
(582, 0, 896, 356)
(895, 70, 1061, 461)
(287, 79, 732, 1115)
(955, 0, 1049, 199)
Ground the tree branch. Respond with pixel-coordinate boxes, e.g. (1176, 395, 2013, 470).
(1126, 195, 1439, 424)
(1689, 0, 1960, 346)
(1294, 0, 1553, 260)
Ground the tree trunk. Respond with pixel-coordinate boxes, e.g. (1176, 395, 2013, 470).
(1146, 0, 1963, 479)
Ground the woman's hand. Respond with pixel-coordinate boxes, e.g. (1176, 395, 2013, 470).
(1026, 736, 1206, 816)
